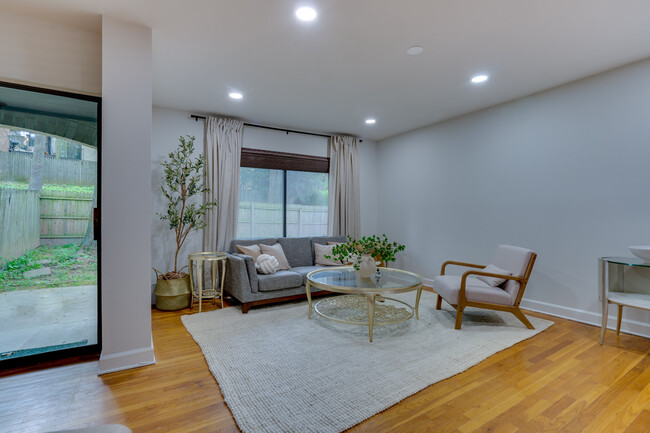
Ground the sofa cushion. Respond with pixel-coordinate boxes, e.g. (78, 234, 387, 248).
(310, 236, 347, 264)
(229, 238, 278, 254)
(433, 275, 513, 306)
(257, 270, 303, 292)
(278, 237, 313, 267)
(236, 244, 262, 260)
(260, 243, 291, 270)
(314, 243, 343, 266)
(290, 265, 324, 285)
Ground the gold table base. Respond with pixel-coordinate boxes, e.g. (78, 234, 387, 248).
(314, 295, 414, 325)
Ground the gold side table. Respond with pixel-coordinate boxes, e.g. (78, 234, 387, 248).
(188, 252, 227, 312)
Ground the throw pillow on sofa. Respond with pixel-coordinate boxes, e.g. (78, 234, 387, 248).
(314, 243, 342, 266)
(260, 243, 291, 270)
(236, 244, 262, 260)
(256, 254, 279, 274)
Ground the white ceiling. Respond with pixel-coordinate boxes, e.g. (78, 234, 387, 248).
(2, 0, 650, 141)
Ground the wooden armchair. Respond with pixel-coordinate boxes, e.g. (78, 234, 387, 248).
(432, 245, 537, 329)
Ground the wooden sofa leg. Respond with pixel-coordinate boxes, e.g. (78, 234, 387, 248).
(242, 303, 250, 314)
(454, 306, 464, 329)
(513, 308, 534, 329)
(435, 295, 442, 310)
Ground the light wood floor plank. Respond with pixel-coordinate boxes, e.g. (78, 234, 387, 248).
(0, 300, 648, 433)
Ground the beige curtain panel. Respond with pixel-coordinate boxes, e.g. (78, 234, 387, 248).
(328, 134, 360, 238)
(203, 116, 244, 252)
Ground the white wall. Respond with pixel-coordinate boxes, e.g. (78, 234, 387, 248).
(0, 11, 101, 95)
(377, 59, 650, 338)
(99, 16, 155, 374)
(151, 108, 379, 290)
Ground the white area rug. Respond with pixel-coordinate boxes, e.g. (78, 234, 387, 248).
(182, 292, 553, 433)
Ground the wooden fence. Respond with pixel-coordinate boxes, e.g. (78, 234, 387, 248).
(39, 189, 94, 241)
(0, 151, 97, 186)
(0, 189, 40, 265)
(237, 202, 327, 239)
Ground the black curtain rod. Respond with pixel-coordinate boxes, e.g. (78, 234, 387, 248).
(190, 114, 361, 142)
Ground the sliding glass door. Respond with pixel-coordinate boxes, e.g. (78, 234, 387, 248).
(0, 82, 100, 367)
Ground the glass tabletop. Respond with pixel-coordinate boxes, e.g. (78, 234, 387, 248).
(307, 266, 421, 291)
(600, 257, 650, 267)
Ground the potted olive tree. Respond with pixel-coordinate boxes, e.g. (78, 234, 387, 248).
(153, 135, 217, 310)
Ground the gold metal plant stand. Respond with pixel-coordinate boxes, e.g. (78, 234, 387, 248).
(188, 252, 227, 313)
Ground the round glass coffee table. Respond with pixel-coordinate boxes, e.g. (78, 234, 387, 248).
(306, 266, 423, 342)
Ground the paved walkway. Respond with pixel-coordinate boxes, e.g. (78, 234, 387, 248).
(0, 285, 97, 354)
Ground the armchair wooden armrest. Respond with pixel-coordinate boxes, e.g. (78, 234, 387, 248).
(440, 260, 485, 275)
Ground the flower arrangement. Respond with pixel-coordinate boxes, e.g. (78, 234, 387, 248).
(325, 234, 406, 270)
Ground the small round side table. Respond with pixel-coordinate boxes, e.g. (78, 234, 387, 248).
(188, 252, 227, 312)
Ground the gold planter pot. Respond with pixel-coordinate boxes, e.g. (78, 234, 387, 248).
(154, 275, 191, 311)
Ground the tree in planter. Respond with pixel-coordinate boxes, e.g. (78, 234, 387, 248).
(154, 135, 217, 280)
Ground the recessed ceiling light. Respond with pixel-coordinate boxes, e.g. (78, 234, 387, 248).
(471, 74, 489, 84)
(365, 118, 376, 125)
(407, 46, 423, 55)
(295, 6, 317, 21)
(229, 91, 243, 100)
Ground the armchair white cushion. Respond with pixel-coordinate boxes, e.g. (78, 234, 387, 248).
(491, 244, 536, 300)
(433, 275, 513, 305)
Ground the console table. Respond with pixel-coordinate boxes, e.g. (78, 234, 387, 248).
(599, 257, 650, 344)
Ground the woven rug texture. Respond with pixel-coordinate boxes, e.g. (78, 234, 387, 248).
(181, 291, 553, 433)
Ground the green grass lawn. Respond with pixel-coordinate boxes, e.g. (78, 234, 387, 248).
(0, 244, 97, 292)
(0, 181, 94, 194)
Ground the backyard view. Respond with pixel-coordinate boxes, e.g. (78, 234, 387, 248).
(0, 126, 98, 361)
(238, 167, 328, 239)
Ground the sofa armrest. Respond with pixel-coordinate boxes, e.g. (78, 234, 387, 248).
(225, 253, 259, 300)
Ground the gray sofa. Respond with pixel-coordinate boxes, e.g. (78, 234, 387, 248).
(225, 236, 346, 313)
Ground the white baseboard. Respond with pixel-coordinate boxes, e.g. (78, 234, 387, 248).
(98, 342, 156, 375)
(423, 277, 650, 339)
(520, 298, 650, 339)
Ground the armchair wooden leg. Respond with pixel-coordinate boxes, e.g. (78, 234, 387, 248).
(435, 295, 442, 310)
(616, 305, 623, 336)
(454, 306, 464, 329)
(512, 308, 535, 330)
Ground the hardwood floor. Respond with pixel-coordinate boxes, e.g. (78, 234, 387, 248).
(1, 296, 648, 433)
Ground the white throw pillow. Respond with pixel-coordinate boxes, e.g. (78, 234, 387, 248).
(259, 243, 291, 270)
(477, 264, 512, 287)
(314, 243, 342, 266)
(256, 254, 279, 275)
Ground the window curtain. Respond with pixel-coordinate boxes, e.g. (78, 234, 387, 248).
(203, 116, 244, 252)
(328, 135, 360, 238)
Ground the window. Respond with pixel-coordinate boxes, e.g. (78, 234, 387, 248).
(237, 149, 328, 239)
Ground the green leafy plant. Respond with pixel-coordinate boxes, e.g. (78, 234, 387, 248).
(155, 135, 217, 279)
(325, 234, 406, 270)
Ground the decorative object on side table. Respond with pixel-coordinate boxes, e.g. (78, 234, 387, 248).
(325, 234, 406, 278)
(629, 245, 650, 262)
(153, 135, 217, 310)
